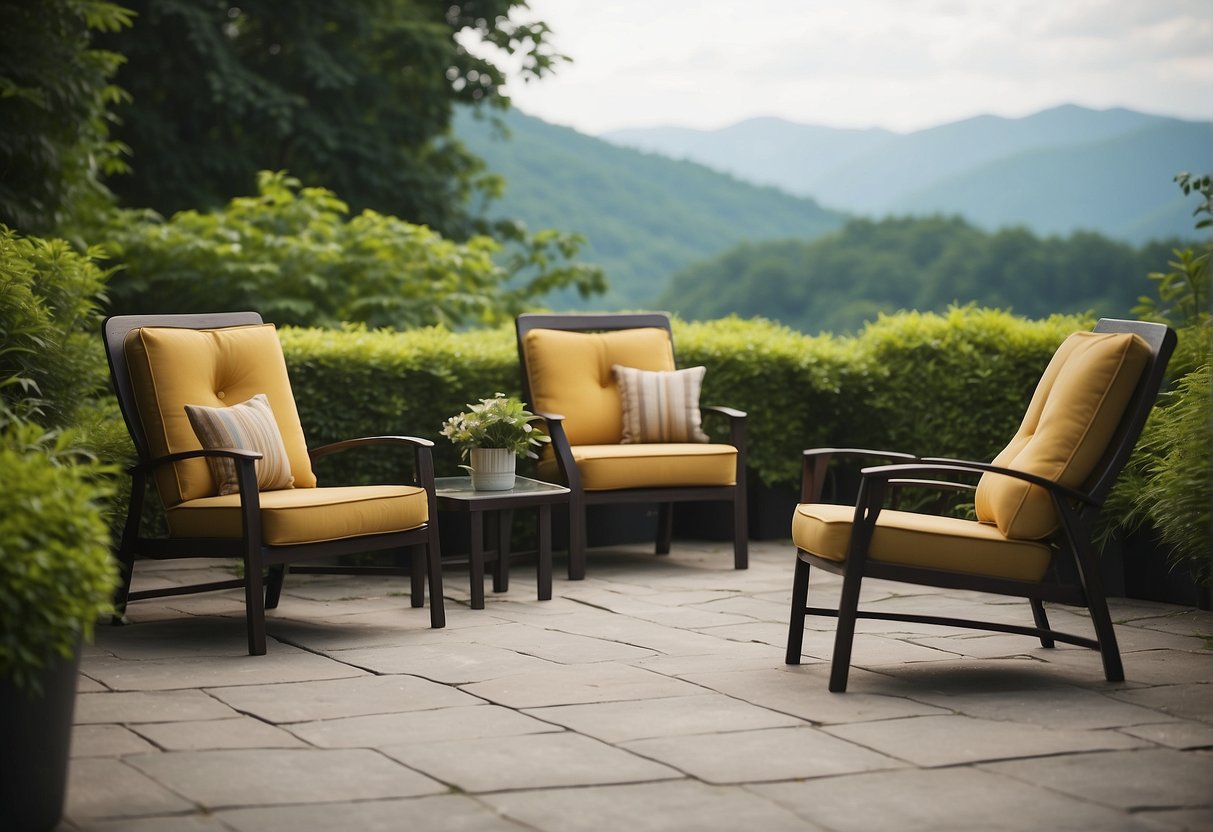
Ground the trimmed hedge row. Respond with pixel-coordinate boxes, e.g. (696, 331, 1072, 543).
(280, 307, 1087, 490)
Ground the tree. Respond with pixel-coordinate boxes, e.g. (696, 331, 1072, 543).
(0, 1, 133, 236)
(100, 0, 564, 238)
(103, 171, 604, 328)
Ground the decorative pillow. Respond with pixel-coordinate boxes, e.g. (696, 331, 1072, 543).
(184, 394, 294, 495)
(612, 365, 710, 444)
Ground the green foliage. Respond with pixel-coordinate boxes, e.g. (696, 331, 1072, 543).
(441, 394, 549, 460)
(0, 226, 112, 428)
(851, 307, 1085, 460)
(103, 171, 604, 328)
(100, 0, 564, 239)
(1109, 173, 1213, 582)
(457, 107, 847, 309)
(659, 215, 1182, 334)
(0, 0, 132, 236)
(0, 423, 117, 694)
(278, 309, 1076, 491)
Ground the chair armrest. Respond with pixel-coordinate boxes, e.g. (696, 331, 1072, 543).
(309, 435, 438, 492)
(128, 447, 261, 475)
(308, 435, 434, 460)
(703, 405, 746, 454)
(533, 412, 582, 491)
(799, 448, 918, 503)
(861, 461, 1097, 507)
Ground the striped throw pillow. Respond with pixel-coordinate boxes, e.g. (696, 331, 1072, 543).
(613, 365, 710, 444)
(184, 393, 294, 495)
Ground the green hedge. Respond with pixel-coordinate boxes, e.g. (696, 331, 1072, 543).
(279, 307, 1088, 490)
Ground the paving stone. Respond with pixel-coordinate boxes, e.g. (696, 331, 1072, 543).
(71, 724, 157, 757)
(268, 606, 513, 651)
(329, 641, 561, 683)
(124, 748, 445, 807)
(82, 644, 364, 691)
(460, 621, 658, 663)
(892, 684, 1187, 730)
(80, 815, 234, 832)
(524, 693, 803, 742)
(64, 758, 195, 821)
(629, 642, 793, 677)
(1135, 807, 1213, 830)
(218, 795, 531, 832)
(381, 732, 680, 792)
(824, 714, 1149, 767)
(1110, 683, 1213, 724)
(93, 616, 263, 660)
(75, 690, 239, 724)
(543, 610, 764, 655)
(983, 748, 1213, 810)
(851, 655, 1104, 692)
(481, 780, 820, 832)
(206, 673, 481, 723)
(680, 666, 949, 723)
(132, 716, 308, 750)
(76, 673, 107, 692)
(1119, 720, 1213, 750)
(288, 704, 560, 747)
(622, 725, 900, 783)
(749, 766, 1156, 831)
(460, 662, 703, 708)
(560, 590, 758, 629)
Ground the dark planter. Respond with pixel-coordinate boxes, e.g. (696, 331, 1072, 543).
(0, 648, 82, 832)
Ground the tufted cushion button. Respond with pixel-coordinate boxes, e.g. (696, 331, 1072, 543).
(216, 391, 226, 400)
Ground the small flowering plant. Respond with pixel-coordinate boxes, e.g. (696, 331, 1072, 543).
(440, 393, 550, 459)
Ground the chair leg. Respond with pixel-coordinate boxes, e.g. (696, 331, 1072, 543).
(567, 497, 587, 581)
(111, 546, 137, 625)
(410, 545, 425, 607)
(425, 526, 445, 629)
(243, 553, 267, 656)
(829, 562, 865, 693)
(656, 503, 673, 555)
(264, 565, 286, 610)
(785, 555, 811, 664)
(1085, 586, 1125, 683)
(732, 489, 748, 570)
(1030, 598, 1054, 648)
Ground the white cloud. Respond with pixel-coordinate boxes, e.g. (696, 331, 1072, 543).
(497, 0, 1213, 133)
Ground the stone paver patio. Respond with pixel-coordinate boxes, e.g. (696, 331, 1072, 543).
(63, 540, 1213, 831)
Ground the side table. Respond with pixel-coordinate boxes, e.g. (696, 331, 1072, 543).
(433, 476, 570, 609)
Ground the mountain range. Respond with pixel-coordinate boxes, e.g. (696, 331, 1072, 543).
(604, 105, 1210, 244)
(457, 105, 1209, 309)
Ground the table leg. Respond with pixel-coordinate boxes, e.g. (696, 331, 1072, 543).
(537, 503, 553, 601)
(410, 544, 425, 607)
(493, 509, 513, 593)
(469, 512, 485, 610)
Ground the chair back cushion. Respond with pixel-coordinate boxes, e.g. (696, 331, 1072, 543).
(522, 327, 675, 445)
(975, 330, 1150, 539)
(124, 324, 317, 506)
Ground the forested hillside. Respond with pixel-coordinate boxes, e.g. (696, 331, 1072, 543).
(455, 108, 846, 308)
(657, 216, 1184, 334)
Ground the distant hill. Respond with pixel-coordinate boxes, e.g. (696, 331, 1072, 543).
(454, 108, 847, 309)
(605, 105, 1211, 244)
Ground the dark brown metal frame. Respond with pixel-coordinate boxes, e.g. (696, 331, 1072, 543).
(515, 312, 748, 580)
(785, 319, 1176, 692)
(103, 312, 445, 655)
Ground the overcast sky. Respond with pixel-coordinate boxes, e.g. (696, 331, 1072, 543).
(498, 0, 1213, 135)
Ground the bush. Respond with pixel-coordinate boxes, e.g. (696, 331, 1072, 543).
(0, 424, 116, 694)
(277, 308, 1082, 491)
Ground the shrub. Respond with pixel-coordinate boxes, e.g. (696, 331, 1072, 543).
(0, 424, 117, 694)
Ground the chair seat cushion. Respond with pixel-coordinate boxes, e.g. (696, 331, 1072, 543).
(167, 485, 429, 546)
(539, 443, 737, 490)
(792, 503, 1052, 582)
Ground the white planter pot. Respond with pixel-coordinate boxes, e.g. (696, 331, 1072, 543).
(468, 447, 516, 491)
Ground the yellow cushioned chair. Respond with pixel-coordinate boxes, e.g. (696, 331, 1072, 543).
(785, 319, 1175, 691)
(104, 312, 444, 655)
(516, 312, 748, 579)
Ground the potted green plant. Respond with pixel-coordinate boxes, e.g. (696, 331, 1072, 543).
(0, 424, 117, 832)
(441, 393, 550, 490)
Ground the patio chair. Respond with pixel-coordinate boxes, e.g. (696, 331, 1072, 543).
(516, 312, 747, 579)
(785, 319, 1175, 691)
(103, 312, 444, 655)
